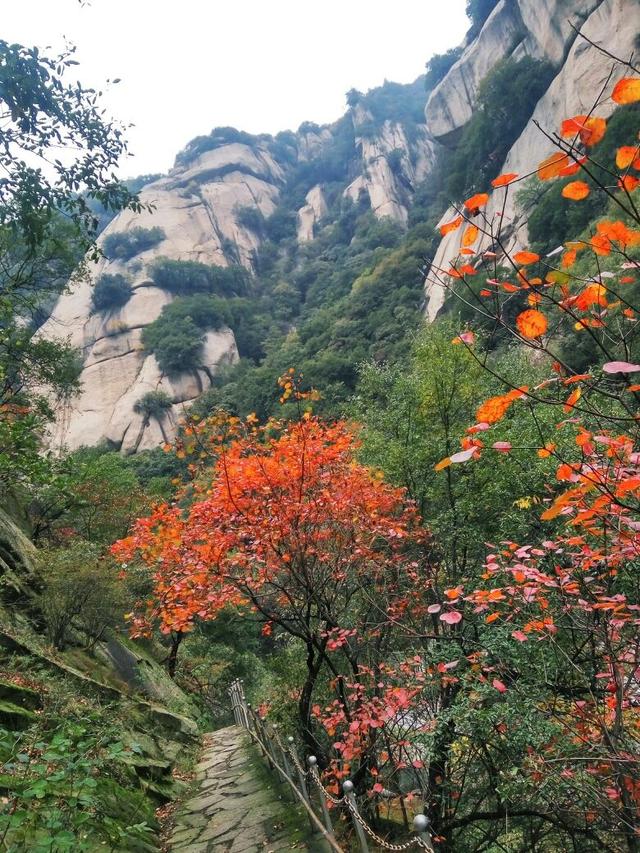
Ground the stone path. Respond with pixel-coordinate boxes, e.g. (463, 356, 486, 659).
(169, 725, 325, 852)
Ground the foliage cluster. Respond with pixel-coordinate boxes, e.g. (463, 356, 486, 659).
(525, 103, 640, 251)
(90, 273, 132, 313)
(141, 294, 229, 374)
(149, 257, 249, 297)
(465, 0, 500, 36)
(102, 226, 165, 261)
(424, 47, 463, 91)
(133, 390, 173, 421)
(0, 719, 158, 851)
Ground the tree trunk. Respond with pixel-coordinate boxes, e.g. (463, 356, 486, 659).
(166, 630, 183, 679)
(298, 639, 326, 762)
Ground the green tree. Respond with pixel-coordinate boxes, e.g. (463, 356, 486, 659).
(0, 39, 141, 506)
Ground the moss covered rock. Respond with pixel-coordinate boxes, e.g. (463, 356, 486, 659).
(0, 700, 37, 730)
(0, 679, 42, 711)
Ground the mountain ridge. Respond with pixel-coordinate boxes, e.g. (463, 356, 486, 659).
(39, 0, 640, 452)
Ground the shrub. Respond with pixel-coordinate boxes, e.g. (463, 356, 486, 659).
(102, 226, 164, 261)
(386, 148, 404, 176)
(133, 390, 172, 420)
(174, 126, 267, 167)
(39, 542, 125, 651)
(466, 0, 500, 36)
(425, 47, 463, 90)
(90, 273, 132, 313)
(149, 257, 249, 297)
(236, 205, 265, 234)
(143, 316, 203, 375)
(142, 295, 231, 375)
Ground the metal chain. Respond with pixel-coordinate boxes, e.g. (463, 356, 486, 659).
(345, 797, 429, 851)
(308, 764, 345, 805)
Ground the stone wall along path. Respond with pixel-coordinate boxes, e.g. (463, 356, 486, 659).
(169, 724, 326, 852)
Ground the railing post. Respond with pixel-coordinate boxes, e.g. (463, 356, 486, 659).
(270, 725, 289, 786)
(237, 679, 249, 729)
(252, 713, 274, 769)
(308, 756, 334, 836)
(271, 725, 295, 802)
(343, 780, 369, 853)
(246, 702, 256, 735)
(413, 814, 435, 852)
(287, 737, 316, 833)
(230, 679, 240, 725)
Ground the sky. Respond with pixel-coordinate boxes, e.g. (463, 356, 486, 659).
(5, 0, 468, 178)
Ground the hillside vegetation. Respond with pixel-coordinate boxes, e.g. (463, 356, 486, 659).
(2, 11, 640, 853)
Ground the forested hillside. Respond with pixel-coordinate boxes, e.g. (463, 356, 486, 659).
(2, 0, 640, 849)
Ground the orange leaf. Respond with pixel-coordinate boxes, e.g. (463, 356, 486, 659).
(491, 172, 518, 187)
(616, 146, 638, 170)
(558, 159, 585, 177)
(579, 117, 607, 147)
(440, 215, 463, 236)
(464, 193, 489, 210)
(516, 309, 548, 339)
(574, 283, 607, 311)
(476, 392, 520, 425)
(619, 175, 640, 192)
(537, 443, 556, 458)
(538, 152, 570, 180)
(562, 181, 590, 200)
(434, 457, 452, 471)
(561, 115, 588, 138)
(563, 387, 581, 412)
(612, 77, 640, 104)
(589, 234, 611, 256)
(563, 374, 591, 385)
(513, 250, 540, 265)
(561, 115, 606, 146)
(462, 224, 479, 247)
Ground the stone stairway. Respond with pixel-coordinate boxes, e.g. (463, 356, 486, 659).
(169, 725, 325, 852)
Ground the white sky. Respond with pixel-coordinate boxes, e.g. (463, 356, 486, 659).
(4, 0, 468, 178)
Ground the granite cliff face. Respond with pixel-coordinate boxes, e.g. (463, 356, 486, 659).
(40, 97, 437, 453)
(40, 0, 639, 451)
(423, 0, 639, 319)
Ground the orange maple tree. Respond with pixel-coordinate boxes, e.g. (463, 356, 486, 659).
(113, 398, 432, 757)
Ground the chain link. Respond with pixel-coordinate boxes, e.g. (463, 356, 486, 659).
(345, 798, 429, 851)
(308, 764, 346, 805)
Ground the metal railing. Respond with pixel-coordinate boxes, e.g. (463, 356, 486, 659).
(229, 679, 435, 853)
